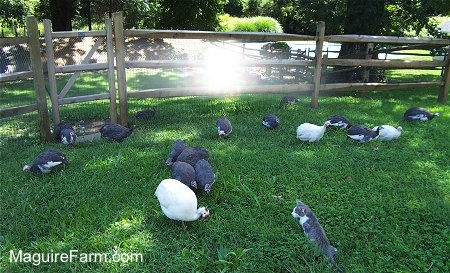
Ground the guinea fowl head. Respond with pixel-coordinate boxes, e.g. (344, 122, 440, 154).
(204, 183, 213, 194)
(61, 130, 76, 144)
(22, 165, 31, 171)
(198, 207, 210, 219)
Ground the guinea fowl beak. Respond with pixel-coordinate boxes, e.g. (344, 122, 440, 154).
(202, 214, 211, 219)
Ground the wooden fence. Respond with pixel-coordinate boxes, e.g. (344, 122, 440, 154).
(0, 13, 449, 141)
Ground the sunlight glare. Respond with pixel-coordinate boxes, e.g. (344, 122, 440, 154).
(199, 47, 244, 91)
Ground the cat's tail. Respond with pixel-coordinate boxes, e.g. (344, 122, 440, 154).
(327, 246, 344, 273)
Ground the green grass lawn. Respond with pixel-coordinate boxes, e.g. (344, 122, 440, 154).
(1, 83, 449, 272)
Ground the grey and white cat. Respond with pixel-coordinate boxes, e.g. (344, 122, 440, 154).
(292, 200, 343, 273)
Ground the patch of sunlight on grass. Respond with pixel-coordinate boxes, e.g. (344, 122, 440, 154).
(412, 160, 439, 174)
(152, 129, 200, 142)
(91, 215, 155, 252)
(405, 197, 427, 210)
(292, 149, 316, 159)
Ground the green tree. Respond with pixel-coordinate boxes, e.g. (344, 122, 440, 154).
(0, 0, 29, 28)
(224, 0, 247, 17)
(336, 0, 450, 82)
(157, 0, 225, 30)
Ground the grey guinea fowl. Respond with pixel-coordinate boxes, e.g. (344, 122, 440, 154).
(194, 159, 215, 193)
(54, 122, 77, 144)
(326, 115, 351, 129)
(262, 114, 280, 129)
(402, 107, 439, 121)
(176, 147, 210, 167)
(280, 95, 299, 107)
(171, 161, 197, 189)
(23, 150, 68, 174)
(347, 125, 380, 143)
(165, 139, 187, 166)
(135, 107, 156, 120)
(216, 116, 232, 138)
(100, 123, 134, 141)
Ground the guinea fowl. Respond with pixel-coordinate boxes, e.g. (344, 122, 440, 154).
(372, 125, 403, 141)
(194, 159, 215, 193)
(347, 125, 380, 143)
(216, 116, 232, 138)
(135, 107, 156, 120)
(155, 179, 210, 228)
(403, 107, 439, 121)
(326, 115, 351, 129)
(100, 123, 134, 141)
(23, 150, 68, 174)
(262, 114, 280, 129)
(171, 161, 197, 189)
(54, 122, 77, 144)
(296, 121, 331, 142)
(177, 147, 210, 167)
(165, 139, 187, 166)
(279, 95, 300, 107)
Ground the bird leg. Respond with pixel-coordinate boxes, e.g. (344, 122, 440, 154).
(181, 221, 187, 229)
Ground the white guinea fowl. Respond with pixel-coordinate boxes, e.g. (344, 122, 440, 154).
(372, 125, 403, 141)
(155, 179, 210, 227)
(296, 121, 331, 142)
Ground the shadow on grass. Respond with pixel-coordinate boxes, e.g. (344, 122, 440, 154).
(1, 89, 449, 272)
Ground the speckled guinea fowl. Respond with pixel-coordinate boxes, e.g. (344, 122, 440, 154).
(171, 161, 197, 189)
(194, 159, 215, 193)
(279, 95, 300, 107)
(176, 147, 210, 167)
(135, 107, 156, 119)
(262, 114, 280, 129)
(54, 122, 77, 144)
(216, 116, 232, 138)
(326, 115, 351, 129)
(402, 107, 439, 121)
(347, 125, 380, 143)
(165, 139, 187, 166)
(23, 150, 68, 174)
(100, 123, 134, 141)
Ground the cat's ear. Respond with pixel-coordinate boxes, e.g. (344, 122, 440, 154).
(296, 199, 304, 205)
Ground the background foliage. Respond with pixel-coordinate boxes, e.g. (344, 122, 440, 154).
(1, 0, 449, 35)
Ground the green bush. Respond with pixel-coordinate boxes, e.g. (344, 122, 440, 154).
(260, 42, 291, 59)
(219, 15, 283, 32)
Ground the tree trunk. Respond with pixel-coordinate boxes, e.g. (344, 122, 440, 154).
(49, 0, 74, 31)
(330, 0, 387, 83)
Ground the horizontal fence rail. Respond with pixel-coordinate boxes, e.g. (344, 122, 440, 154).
(1, 14, 449, 141)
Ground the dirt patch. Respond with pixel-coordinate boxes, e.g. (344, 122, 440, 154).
(75, 118, 109, 135)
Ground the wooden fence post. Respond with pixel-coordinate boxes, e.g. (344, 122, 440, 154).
(311, 21, 325, 108)
(105, 17, 117, 123)
(321, 54, 328, 84)
(43, 19, 60, 126)
(113, 12, 128, 126)
(438, 47, 449, 103)
(26, 16, 52, 142)
(360, 43, 374, 97)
